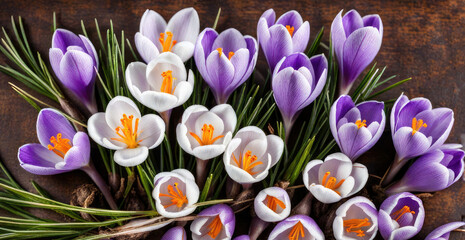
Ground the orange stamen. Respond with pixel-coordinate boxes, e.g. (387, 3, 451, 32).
(189, 124, 224, 146)
(207, 215, 223, 238)
(355, 119, 367, 129)
(158, 182, 188, 209)
(232, 150, 263, 176)
(391, 206, 415, 222)
(264, 195, 286, 213)
(159, 32, 177, 52)
(343, 218, 371, 237)
(216, 48, 234, 60)
(286, 25, 295, 37)
(228, 51, 234, 60)
(411, 117, 427, 135)
(321, 172, 345, 195)
(110, 114, 141, 149)
(288, 221, 305, 240)
(160, 70, 176, 94)
(47, 133, 72, 158)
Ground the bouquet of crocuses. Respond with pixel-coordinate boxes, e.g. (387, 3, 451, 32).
(0, 6, 463, 240)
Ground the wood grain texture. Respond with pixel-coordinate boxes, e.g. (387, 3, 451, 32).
(0, 0, 464, 239)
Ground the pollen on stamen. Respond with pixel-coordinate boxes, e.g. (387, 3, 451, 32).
(159, 31, 177, 52)
(355, 119, 367, 129)
(411, 117, 427, 135)
(189, 124, 224, 146)
(391, 205, 415, 222)
(285, 25, 295, 36)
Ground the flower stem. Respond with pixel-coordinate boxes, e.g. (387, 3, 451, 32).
(249, 217, 270, 240)
(160, 110, 172, 136)
(284, 118, 294, 144)
(383, 154, 408, 186)
(81, 163, 118, 210)
(196, 158, 209, 189)
(291, 192, 313, 216)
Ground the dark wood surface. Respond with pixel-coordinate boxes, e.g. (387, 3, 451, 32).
(0, 0, 464, 239)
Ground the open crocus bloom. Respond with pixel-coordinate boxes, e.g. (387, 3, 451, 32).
(425, 222, 465, 240)
(330, 95, 385, 161)
(223, 126, 284, 184)
(268, 215, 324, 240)
(152, 169, 199, 218)
(194, 28, 258, 104)
(176, 104, 236, 160)
(378, 192, 425, 240)
(331, 9, 383, 95)
(190, 204, 235, 240)
(333, 196, 379, 240)
(126, 52, 194, 113)
(135, 7, 199, 63)
(303, 153, 368, 204)
(161, 226, 187, 240)
(18, 108, 90, 175)
(87, 96, 165, 167)
(254, 187, 291, 223)
(257, 9, 310, 72)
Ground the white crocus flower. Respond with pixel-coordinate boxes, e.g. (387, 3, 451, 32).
(152, 169, 199, 218)
(303, 153, 368, 204)
(254, 187, 291, 222)
(87, 96, 165, 167)
(125, 52, 194, 113)
(223, 126, 284, 185)
(135, 7, 199, 63)
(176, 104, 236, 160)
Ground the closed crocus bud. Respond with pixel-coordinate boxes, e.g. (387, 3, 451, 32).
(194, 28, 258, 104)
(272, 53, 328, 138)
(378, 192, 425, 240)
(385, 94, 454, 184)
(257, 9, 310, 72)
(254, 187, 291, 223)
(330, 95, 385, 161)
(223, 126, 284, 185)
(135, 7, 199, 63)
(87, 96, 165, 167)
(268, 215, 324, 240)
(49, 29, 99, 113)
(331, 9, 383, 95)
(190, 204, 235, 240)
(333, 196, 379, 240)
(425, 222, 465, 240)
(152, 169, 199, 218)
(386, 148, 464, 194)
(161, 226, 187, 240)
(303, 153, 368, 204)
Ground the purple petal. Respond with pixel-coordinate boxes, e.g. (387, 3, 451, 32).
(266, 24, 294, 72)
(205, 48, 235, 100)
(233, 235, 250, 240)
(224, 48, 249, 95)
(414, 108, 454, 148)
(331, 10, 346, 65)
(260, 9, 276, 27)
(58, 132, 90, 170)
(337, 123, 372, 160)
(278, 52, 312, 72)
(79, 35, 98, 67)
(363, 14, 383, 39)
(394, 97, 432, 131)
(139, 9, 167, 44)
(391, 94, 410, 133)
(194, 28, 218, 79)
(276, 10, 303, 29)
(49, 48, 63, 80)
(442, 149, 465, 182)
(425, 222, 465, 240)
(37, 108, 76, 148)
(59, 50, 96, 101)
(161, 226, 186, 240)
(357, 100, 384, 124)
(257, 18, 271, 51)
(52, 29, 84, 53)
(292, 21, 310, 52)
(305, 54, 328, 105)
(330, 95, 356, 147)
(342, 10, 364, 37)
(212, 28, 247, 54)
(393, 127, 431, 160)
(18, 144, 68, 175)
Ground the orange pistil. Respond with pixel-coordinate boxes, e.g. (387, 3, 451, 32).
(288, 221, 305, 240)
(343, 218, 371, 237)
(411, 117, 427, 135)
(286, 25, 295, 37)
(264, 195, 286, 213)
(207, 215, 223, 238)
(47, 133, 72, 158)
(189, 124, 224, 146)
(160, 70, 176, 94)
(321, 172, 345, 195)
(110, 114, 141, 149)
(216, 48, 234, 60)
(232, 150, 263, 176)
(158, 182, 188, 209)
(355, 119, 367, 129)
(159, 32, 177, 52)
(391, 206, 415, 222)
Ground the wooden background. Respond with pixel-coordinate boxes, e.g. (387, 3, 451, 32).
(0, 0, 464, 239)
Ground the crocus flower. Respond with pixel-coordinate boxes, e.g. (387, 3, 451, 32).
(333, 196, 378, 240)
(378, 192, 425, 240)
(223, 126, 284, 186)
(190, 204, 235, 239)
(386, 148, 465, 194)
(161, 226, 187, 240)
(152, 169, 199, 218)
(233, 235, 250, 240)
(272, 53, 328, 138)
(329, 95, 385, 161)
(331, 10, 383, 95)
(385, 94, 454, 183)
(87, 96, 165, 167)
(254, 187, 291, 222)
(257, 9, 310, 72)
(268, 215, 324, 240)
(125, 52, 195, 115)
(303, 153, 368, 204)
(135, 7, 199, 63)
(425, 222, 465, 240)
(194, 28, 258, 104)
(49, 29, 99, 113)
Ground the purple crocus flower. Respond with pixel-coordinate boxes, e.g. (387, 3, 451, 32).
(233, 235, 250, 240)
(331, 10, 383, 95)
(257, 9, 310, 72)
(378, 192, 425, 240)
(194, 28, 258, 104)
(268, 215, 324, 240)
(386, 148, 464, 195)
(49, 29, 99, 113)
(161, 226, 187, 240)
(385, 94, 454, 184)
(330, 95, 385, 161)
(190, 204, 235, 239)
(425, 222, 465, 240)
(272, 52, 327, 138)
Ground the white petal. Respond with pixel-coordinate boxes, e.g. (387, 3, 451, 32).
(87, 112, 125, 150)
(194, 112, 225, 139)
(105, 96, 141, 130)
(210, 104, 237, 133)
(139, 9, 167, 44)
(336, 176, 355, 197)
(348, 163, 369, 196)
(192, 144, 226, 160)
(146, 52, 187, 89)
(303, 160, 323, 189)
(176, 123, 194, 154)
(165, 7, 200, 44)
(266, 135, 284, 166)
(138, 114, 165, 149)
(309, 184, 342, 204)
(171, 41, 195, 62)
(173, 71, 194, 106)
(318, 158, 352, 181)
(135, 33, 160, 63)
(114, 147, 149, 167)
(139, 90, 178, 112)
